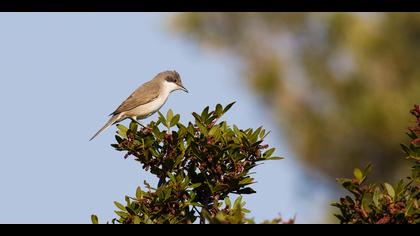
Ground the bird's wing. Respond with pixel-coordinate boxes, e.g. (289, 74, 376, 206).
(110, 80, 160, 115)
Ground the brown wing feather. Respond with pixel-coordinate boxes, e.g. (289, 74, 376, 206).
(110, 80, 160, 115)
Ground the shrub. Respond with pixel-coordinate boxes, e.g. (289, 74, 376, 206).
(333, 105, 420, 224)
(91, 102, 291, 224)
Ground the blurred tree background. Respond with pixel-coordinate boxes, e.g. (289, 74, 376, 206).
(169, 13, 420, 184)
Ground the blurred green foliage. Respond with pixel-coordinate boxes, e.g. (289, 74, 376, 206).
(333, 105, 420, 224)
(92, 103, 291, 224)
(170, 13, 420, 181)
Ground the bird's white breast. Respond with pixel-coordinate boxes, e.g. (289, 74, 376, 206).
(123, 80, 179, 119)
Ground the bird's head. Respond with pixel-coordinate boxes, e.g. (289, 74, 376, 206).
(157, 70, 188, 93)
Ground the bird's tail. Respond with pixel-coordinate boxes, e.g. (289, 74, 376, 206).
(89, 114, 122, 141)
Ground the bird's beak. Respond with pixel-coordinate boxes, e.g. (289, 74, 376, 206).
(179, 84, 189, 93)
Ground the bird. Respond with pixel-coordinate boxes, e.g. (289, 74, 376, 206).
(89, 70, 188, 141)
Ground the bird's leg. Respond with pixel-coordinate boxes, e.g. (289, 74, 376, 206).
(129, 117, 146, 128)
(130, 117, 153, 133)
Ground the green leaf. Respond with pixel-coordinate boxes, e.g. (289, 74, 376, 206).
(133, 216, 141, 224)
(336, 178, 352, 186)
(400, 143, 410, 155)
(166, 109, 174, 124)
(188, 202, 202, 207)
(213, 128, 222, 141)
(239, 177, 254, 185)
(233, 125, 241, 136)
(125, 195, 131, 205)
(260, 130, 271, 140)
(242, 208, 251, 214)
(263, 148, 275, 158)
(353, 168, 363, 182)
(225, 197, 231, 207)
(373, 188, 380, 207)
(189, 183, 202, 189)
(208, 125, 219, 137)
(234, 196, 243, 208)
(405, 200, 414, 216)
(394, 179, 405, 196)
(363, 163, 373, 177)
(384, 182, 395, 200)
(136, 186, 142, 200)
(192, 112, 202, 123)
(91, 214, 99, 224)
(116, 124, 128, 137)
(196, 122, 208, 135)
(250, 126, 262, 143)
(152, 125, 163, 139)
(259, 129, 266, 139)
(168, 172, 176, 183)
(114, 201, 126, 211)
(170, 114, 180, 127)
(201, 106, 210, 120)
(266, 156, 284, 161)
(111, 143, 121, 149)
(361, 193, 373, 213)
(223, 101, 236, 114)
(213, 183, 229, 192)
(236, 187, 256, 194)
(115, 135, 123, 144)
(115, 211, 128, 218)
(158, 111, 167, 125)
(174, 153, 184, 167)
(163, 187, 172, 200)
(149, 147, 160, 158)
(215, 104, 223, 117)
(125, 206, 136, 215)
(129, 120, 138, 132)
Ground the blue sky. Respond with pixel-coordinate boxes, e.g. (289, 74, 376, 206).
(0, 13, 329, 223)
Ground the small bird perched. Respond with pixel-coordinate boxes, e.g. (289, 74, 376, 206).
(90, 70, 188, 141)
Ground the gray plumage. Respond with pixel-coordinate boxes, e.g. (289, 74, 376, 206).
(110, 79, 161, 116)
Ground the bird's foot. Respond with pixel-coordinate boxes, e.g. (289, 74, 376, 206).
(130, 118, 146, 127)
(129, 118, 153, 133)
